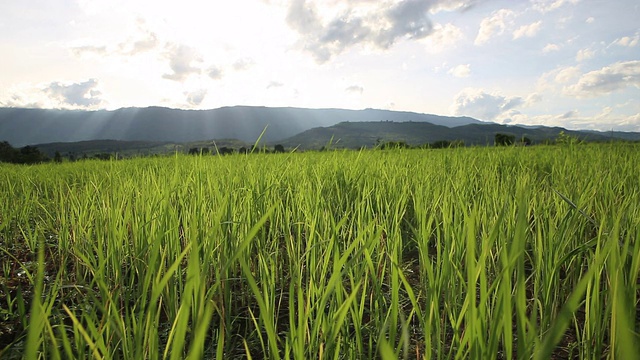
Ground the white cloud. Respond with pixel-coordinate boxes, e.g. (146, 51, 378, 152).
(564, 60, 640, 97)
(531, 0, 580, 13)
(119, 31, 159, 55)
(377, 0, 434, 47)
(286, 0, 439, 62)
(448, 64, 471, 78)
(70, 19, 159, 58)
(474, 9, 515, 45)
(554, 66, 581, 83)
(0, 92, 42, 109)
(185, 89, 207, 106)
(614, 113, 640, 132)
(612, 31, 640, 47)
(597, 106, 613, 119)
(208, 66, 224, 80)
(552, 108, 640, 131)
(44, 79, 104, 108)
(576, 47, 595, 62)
(345, 85, 364, 94)
(430, 0, 479, 12)
(451, 88, 523, 121)
(543, 43, 560, 53)
(488, 107, 640, 132)
(162, 44, 202, 82)
(525, 92, 543, 106)
(424, 23, 464, 53)
(513, 21, 542, 39)
(560, 109, 578, 118)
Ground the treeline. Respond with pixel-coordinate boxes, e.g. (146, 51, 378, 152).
(374, 134, 533, 150)
(187, 144, 287, 155)
(0, 141, 122, 164)
(0, 141, 51, 164)
(375, 139, 465, 150)
(0, 132, 595, 164)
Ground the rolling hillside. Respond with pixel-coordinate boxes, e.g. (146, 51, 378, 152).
(279, 121, 632, 149)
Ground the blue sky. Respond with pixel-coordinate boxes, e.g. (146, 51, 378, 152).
(1, 0, 639, 131)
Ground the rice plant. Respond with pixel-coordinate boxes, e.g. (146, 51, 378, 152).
(0, 143, 638, 359)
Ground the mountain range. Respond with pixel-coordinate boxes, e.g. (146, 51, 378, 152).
(1, 106, 638, 154)
(0, 106, 481, 147)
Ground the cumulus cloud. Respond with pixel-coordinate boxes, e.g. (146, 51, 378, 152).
(0, 93, 42, 109)
(430, 0, 479, 12)
(525, 92, 543, 106)
(449, 94, 640, 131)
(542, 43, 560, 53)
(377, 0, 434, 47)
(44, 79, 104, 108)
(451, 88, 523, 121)
(513, 21, 542, 39)
(286, 0, 322, 36)
(560, 109, 578, 118)
(286, 0, 444, 62)
(614, 113, 640, 132)
(576, 47, 595, 62)
(531, 0, 580, 13)
(424, 23, 464, 52)
(474, 9, 515, 45)
(537, 65, 584, 94)
(71, 19, 159, 57)
(554, 65, 581, 83)
(540, 109, 640, 132)
(120, 31, 159, 55)
(448, 64, 471, 78)
(185, 89, 207, 106)
(162, 44, 202, 82)
(564, 60, 640, 97)
(208, 66, 224, 80)
(486, 108, 640, 132)
(345, 85, 364, 94)
(612, 31, 640, 47)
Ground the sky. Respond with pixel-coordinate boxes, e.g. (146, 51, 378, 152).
(1, 0, 639, 131)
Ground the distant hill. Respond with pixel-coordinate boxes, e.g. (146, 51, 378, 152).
(279, 121, 639, 149)
(4, 106, 639, 155)
(28, 121, 640, 158)
(0, 106, 482, 147)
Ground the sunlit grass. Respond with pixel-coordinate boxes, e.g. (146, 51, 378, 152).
(0, 143, 638, 359)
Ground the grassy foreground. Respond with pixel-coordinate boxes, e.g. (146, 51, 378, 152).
(0, 144, 639, 359)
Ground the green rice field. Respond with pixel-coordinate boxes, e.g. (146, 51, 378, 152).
(1, 143, 639, 359)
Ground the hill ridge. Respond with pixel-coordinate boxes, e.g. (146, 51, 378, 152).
(0, 106, 482, 147)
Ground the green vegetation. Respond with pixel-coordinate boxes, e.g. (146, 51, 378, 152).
(494, 133, 515, 146)
(0, 141, 50, 164)
(1, 144, 639, 359)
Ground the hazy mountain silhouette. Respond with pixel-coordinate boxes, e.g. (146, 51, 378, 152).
(279, 121, 639, 149)
(0, 106, 482, 147)
(26, 120, 640, 157)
